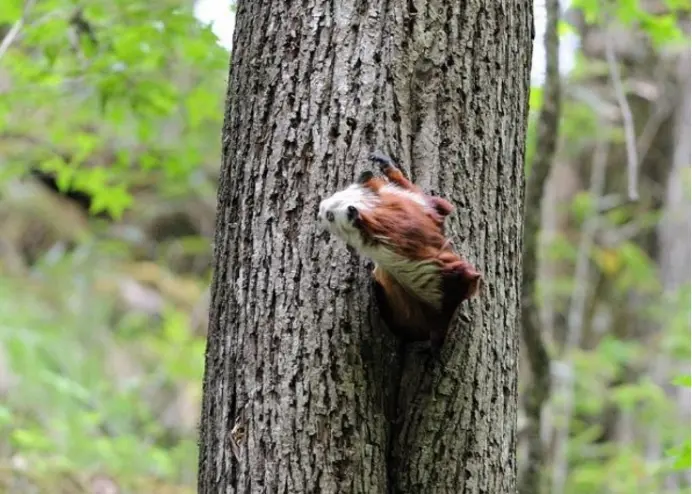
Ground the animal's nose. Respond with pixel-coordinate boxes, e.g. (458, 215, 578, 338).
(325, 211, 335, 222)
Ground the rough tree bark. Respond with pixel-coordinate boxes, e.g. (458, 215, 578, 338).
(197, 1, 533, 493)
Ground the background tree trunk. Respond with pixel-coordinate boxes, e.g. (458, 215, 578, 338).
(528, 5, 690, 491)
(197, 1, 533, 493)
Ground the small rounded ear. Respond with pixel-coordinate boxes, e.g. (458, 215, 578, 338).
(430, 197, 454, 217)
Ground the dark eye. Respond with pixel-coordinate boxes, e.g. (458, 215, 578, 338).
(346, 205, 358, 222)
(326, 211, 335, 222)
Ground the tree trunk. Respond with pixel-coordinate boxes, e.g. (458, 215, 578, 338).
(652, 41, 691, 490)
(197, 1, 533, 493)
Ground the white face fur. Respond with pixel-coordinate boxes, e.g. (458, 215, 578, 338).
(318, 182, 431, 244)
(317, 182, 444, 308)
(317, 184, 375, 250)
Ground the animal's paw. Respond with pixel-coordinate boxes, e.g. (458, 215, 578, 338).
(368, 151, 394, 171)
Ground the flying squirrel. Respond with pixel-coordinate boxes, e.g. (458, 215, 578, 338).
(318, 151, 482, 349)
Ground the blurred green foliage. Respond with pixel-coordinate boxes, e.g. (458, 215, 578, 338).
(0, 0, 227, 491)
(525, 1, 691, 492)
(572, 0, 687, 48)
(1, 0, 228, 219)
(0, 0, 689, 492)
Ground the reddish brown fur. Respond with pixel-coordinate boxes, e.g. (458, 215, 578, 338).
(359, 191, 448, 260)
(372, 265, 429, 341)
(360, 157, 455, 232)
(355, 156, 482, 348)
(372, 262, 481, 345)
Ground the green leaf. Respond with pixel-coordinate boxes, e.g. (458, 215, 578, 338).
(529, 86, 543, 111)
(614, 241, 659, 291)
(571, 191, 596, 222)
(0, 405, 12, 427)
(558, 20, 576, 37)
(572, 0, 602, 24)
(641, 14, 685, 48)
(667, 441, 692, 470)
(186, 84, 220, 126)
(89, 183, 133, 219)
(614, 0, 643, 23)
(0, 0, 22, 23)
(671, 374, 692, 387)
(55, 167, 77, 193)
(664, 0, 692, 11)
(12, 428, 55, 452)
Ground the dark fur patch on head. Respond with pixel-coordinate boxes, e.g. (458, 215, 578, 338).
(357, 170, 374, 184)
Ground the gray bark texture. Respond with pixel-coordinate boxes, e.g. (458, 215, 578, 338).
(197, 1, 533, 493)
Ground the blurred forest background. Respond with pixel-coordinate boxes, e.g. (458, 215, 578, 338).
(0, 0, 689, 493)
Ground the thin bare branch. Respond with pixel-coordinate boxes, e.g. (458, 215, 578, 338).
(0, 22, 23, 60)
(604, 25, 639, 201)
(518, 0, 561, 492)
(0, 0, 36, 61)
